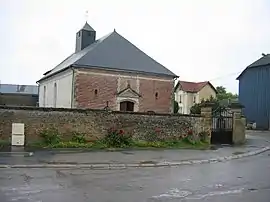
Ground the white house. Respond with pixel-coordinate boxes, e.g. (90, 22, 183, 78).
(174, 81, 217, 114)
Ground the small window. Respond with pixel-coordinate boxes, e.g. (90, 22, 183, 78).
(193, 96, 196, 103)
(179, 95, 182, 103)
(155, 92, 158, 99)
(78, 32, 81, 37)
(94, 89, 98, 96)
(88, 32, 91, 36)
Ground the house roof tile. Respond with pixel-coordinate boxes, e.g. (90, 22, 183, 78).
(175, 81, 216, 93)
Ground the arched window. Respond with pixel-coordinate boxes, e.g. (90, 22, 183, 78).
(53, 83, 57, 107)
(120, 101, 134, 112)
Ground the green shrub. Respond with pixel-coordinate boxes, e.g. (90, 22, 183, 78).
(0, 139, 9, 146)
(182, 129, 198, 145)
(132, 140, 206, 149)
(104, 128, 132, 147)
(39, 128, 61, 145)
(174, 101, 179, 114)
(71, 132, 87, 143)
(198, 131, 210, 143)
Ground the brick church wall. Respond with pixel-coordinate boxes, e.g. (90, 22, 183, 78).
(74, 69, 174, 113)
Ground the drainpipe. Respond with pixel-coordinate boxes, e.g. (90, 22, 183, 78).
(172, 77, 178, 113)
(70, 67, 75, 108)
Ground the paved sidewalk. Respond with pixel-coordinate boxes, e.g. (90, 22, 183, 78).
(32, 146, 264, 165)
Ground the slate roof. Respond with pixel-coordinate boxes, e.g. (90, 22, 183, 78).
(174, 81, 217, 93)
(237, 54, 270, 80)
(82, 22, 95, 31)
(39, 30, 177, 81)
(0, 84, 38, 94)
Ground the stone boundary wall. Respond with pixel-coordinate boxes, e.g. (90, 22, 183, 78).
(0, 106, 209, 143)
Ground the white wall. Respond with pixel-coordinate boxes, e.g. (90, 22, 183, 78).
(38, 69, 73, 108)
(175, 89, 199, 114)
(175, 90, 186, 114)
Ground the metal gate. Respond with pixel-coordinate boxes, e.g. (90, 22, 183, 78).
(211, 107, 233, 144)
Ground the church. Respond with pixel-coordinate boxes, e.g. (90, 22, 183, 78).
(37, 22, 178, 113)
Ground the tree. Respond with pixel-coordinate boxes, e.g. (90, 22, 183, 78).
(216, 86, 238, 101)
(173, 101, 179, 114)
(190, 97, 220, 115)
(190, 86, 238, 115)
(190, 103, 201, 114)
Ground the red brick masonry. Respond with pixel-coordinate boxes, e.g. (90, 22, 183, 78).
(74, 70, 174, 113)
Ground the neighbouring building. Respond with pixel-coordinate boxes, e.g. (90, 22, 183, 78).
(0, 84, 38, 106)
(174, 81, 217, 114)
(237, 53, 270, 130)
(37, 22, 178, 113)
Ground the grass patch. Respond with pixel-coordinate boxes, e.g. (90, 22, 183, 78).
(33, 128, 210, 150)
(27, 140, 106, 149)
(131, 140, 209, 149)
(0, 140, 10, 148)
(27, 140, 209, 150)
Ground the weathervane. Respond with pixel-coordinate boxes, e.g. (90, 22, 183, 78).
(85, 10, 89, 22)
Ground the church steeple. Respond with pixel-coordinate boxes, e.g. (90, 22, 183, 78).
(75, 22, 96, 52)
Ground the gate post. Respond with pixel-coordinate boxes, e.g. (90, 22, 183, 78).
(201, 103, 213, 143)
(230, 102, 245, 144)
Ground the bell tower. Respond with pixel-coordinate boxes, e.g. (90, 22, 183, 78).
(75, 22, 96, 52)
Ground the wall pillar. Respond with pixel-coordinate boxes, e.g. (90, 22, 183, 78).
(201, 104, 213, 143)
(230, 103, 246, 145)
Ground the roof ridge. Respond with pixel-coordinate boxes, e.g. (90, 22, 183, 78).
(180, 80, 208, 84)
(71, 31, 114, 65)
(39, 32, 114, 80)
(237, 54, 270, 79)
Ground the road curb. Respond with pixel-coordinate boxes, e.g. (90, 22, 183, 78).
(0, 146, 269, 169)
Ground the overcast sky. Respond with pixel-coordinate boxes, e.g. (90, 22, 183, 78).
(1, 0, 270, 93)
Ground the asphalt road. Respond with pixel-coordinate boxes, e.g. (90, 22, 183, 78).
(0, 151, 269, 202)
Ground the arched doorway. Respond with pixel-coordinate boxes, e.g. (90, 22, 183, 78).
(120, 101, 134, 112)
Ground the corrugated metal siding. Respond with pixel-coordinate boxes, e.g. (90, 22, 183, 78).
(239, 65, 270, 130)
(0, 84, 38, 94)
